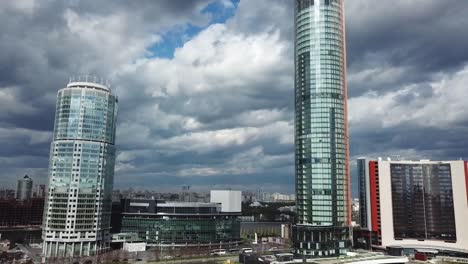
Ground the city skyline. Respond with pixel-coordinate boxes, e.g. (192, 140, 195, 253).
(1, 0, 468, 196)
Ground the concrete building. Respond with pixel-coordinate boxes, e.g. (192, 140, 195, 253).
(42, 78, 118, 260)
(357, 158, 468, 253)
(293, 0, 351, 258)
(16, 175, 33, 201)
(271, 193, 295, 202)
(242, 191, 257, 203)
(34, 184, 47, 198)
(351, 198, 359, 226)
(257, 192, 295, 203)
(210, 190, 241, 212)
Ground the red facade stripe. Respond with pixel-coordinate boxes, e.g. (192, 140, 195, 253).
(340, 0, 352, 226)
(464, 161, 468, 205)
(369, 161, 378, 232)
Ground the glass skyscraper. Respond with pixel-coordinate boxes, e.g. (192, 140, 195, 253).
(293, 0, 351, 258)
(42, 79, 118, 259)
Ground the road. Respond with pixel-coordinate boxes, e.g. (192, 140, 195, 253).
(129, 254, 238, 264)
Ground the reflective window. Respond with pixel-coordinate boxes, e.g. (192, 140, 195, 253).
(390, 163, 456, 241)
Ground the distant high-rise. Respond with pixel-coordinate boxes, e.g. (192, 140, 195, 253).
(36, 184, 47, 198)
(16, 175, 33, 201)
(293, 0, 351, 258)
(42, 78, 118, 259)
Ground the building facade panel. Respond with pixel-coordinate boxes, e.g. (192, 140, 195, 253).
(389, 163, 456, 241)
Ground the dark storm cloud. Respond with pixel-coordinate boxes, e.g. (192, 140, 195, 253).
(0, 0, 221, 187)
(1, 0, 468, 197)
(0, 0, 216, 131)
(346, 0, 468, 97)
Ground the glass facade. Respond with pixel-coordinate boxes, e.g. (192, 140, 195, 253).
(293, 0, 350, 257)
(42, 81, 118, 259)
(119, 199, 241, 246)
(16, 175, 33, 201)
(390, 163, 456, 242)
(357, 159, 368, 229)
(121, 216, 240, 245)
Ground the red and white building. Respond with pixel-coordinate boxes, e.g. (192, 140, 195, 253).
(357, 158, 468, 253)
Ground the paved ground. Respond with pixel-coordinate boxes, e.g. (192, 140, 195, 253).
(132, 255, 239, 264)
(17, 244, 42, 263)
(15, 241, 289, 263)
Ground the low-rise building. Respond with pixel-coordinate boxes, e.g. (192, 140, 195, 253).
(0, 197, 44, 244)
(118, 198, 241, 247)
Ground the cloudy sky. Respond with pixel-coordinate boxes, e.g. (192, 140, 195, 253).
(1, 0, 468, 196)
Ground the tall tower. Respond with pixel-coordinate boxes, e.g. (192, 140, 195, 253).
(293, 0, 351, 258)
(42, 78, 118, 259)
(16, 175, 33, 201)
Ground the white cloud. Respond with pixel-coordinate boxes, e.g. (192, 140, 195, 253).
(64, 9, 160, 71)
(233, 108, 288, 127)
(159, 126, 260, 153)
(126, 23, 290, 98)
(349, 64, 468, 129)
(157, 120, 292, 154)
(348, 64, 410, 91)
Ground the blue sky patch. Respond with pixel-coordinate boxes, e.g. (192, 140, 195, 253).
(147, 0, 239, 59)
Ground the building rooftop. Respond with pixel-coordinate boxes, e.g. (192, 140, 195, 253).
(157, 202, 220, 207)
(21, 175, 32, 181)
(387, 244, 468, 254)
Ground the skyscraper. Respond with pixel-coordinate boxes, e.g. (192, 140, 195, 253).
(293, 0, 351, 258)
(16, 175, 33, 201)
(42, 78, 118, 259)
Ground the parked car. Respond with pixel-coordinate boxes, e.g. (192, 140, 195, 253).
(229, 248, 240, 253)
(241, 248, 253, 253)
(210, 249, 227, 256)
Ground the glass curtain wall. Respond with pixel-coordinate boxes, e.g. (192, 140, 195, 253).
(43, 82, 118, 259)
(293, 0, 351, 258)
(121, 216, 241, 245)
(390, 163, 456, 241)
